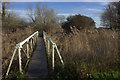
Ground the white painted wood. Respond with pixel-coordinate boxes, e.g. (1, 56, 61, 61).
(6, 31, 39, 76)
(27, 41, 29, 58)
(43, 31, 55, 45)
(30, 39, 33, 52)
(43, 31, 64, 70)
(18, 47, 22, 73)
(6, 47, 17, 76)
(55, 44, 64, 65)
(52, 44, 55, 70)
(47, 40, 50, 55)
(19, 31, 38, 46)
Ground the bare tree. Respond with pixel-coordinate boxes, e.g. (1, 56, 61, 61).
(27, 3, 58, 31)
(27, 5, 36, 23)
(101, 2, 120, 29)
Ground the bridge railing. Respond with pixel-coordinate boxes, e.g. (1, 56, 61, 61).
(6, 31, 39, 76)
(43, 31, 64, 70)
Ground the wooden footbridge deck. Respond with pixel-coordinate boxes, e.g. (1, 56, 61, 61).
(5, 31, 64, 79)
(26, 37, 48, 78)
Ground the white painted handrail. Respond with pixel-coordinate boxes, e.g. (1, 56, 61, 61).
(6, 30, 63, 76)
(6, 31, 39, 76)
(43, 31, 64, 70)
(43, 31, 55, 45)
(19, 31, 39, 46)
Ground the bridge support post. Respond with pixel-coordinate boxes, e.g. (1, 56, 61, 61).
(30, 39, 33, 53)
(18, 47, 22, 73)
(48, 40, 50, 55)
(55, 44, 64, 65)
(6, 47, 17, 76)
(27, 41, 29, 58)
(52, 44, 55, 70)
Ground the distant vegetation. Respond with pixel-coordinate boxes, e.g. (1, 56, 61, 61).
(1, 2, 120, 80)
(101, 2, 120, 29)
(49, 26, 120, 80)
(27, 4, 59, 32)
(62, 14, 95, 32)
(2, 3, 28, 32)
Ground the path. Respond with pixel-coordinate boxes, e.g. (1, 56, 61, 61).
(25, 37, 48, 79)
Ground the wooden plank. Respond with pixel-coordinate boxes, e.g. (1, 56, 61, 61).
(25, 37, 48, 79)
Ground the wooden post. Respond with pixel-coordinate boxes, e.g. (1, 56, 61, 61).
(55, 44, 64, 65)
(18, 47, 22, 73)
(45, 36, 47, 44)
(48, 40, 50, 55)
(31, 39, 33, 52)
(35, 36, 37, 45)
(33, 37, 35, 47)
(52, 44, 55, 70)
(27, 41, 29, 58)
(6, 47, 17, 76)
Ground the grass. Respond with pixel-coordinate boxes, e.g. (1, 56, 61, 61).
(48, 27, 120, 80)
(2, 72, 25, 80)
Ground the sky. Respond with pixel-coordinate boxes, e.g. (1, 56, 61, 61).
(6, 2, 110, 27)
(1, 0, 119, 2)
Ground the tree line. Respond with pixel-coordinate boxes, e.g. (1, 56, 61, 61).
(1, 2, 96, 33)
(1, 2, 119, 33)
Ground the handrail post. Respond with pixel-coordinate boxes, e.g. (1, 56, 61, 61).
(27, 41, 29, 58)
(55, 44, 64, 65)
(48, 40, 50, 55)
(30, 39, 33, 53)
(18, 45, 22, 73)
(43, 31, 64, 70)
(6, 46, 17, 76)
(6, 31, 39, 76)
(52, 44, 55, 70)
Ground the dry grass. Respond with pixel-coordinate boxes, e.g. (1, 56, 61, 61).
(2, 27, 34, 75)
(49, 26, 119, 78)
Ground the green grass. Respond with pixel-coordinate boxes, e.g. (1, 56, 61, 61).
(51, 62, 120, 80)
(2, 72, 25, 80)
(91, 70, 120, 79)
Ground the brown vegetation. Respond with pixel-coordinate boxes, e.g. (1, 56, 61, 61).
(2, 27, 34, 75)
(49, 26, 119, 78)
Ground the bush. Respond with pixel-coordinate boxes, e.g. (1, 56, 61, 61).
(62, 14, 95, 32)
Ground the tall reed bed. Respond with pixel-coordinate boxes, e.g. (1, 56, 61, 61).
(49, 27, 119, 79)
(2, 27, 34, 75)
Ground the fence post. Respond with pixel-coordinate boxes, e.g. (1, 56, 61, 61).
(6, 47, 17, 76)
(45, 36, 47, 44)
(52, 44, 55, 70)
(48, 40, 50, 55)
(18, 46, 22, 73)
(27, 41, 29, 58)
(55, 44, 64, 65)
(31, 39, 33, 52)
